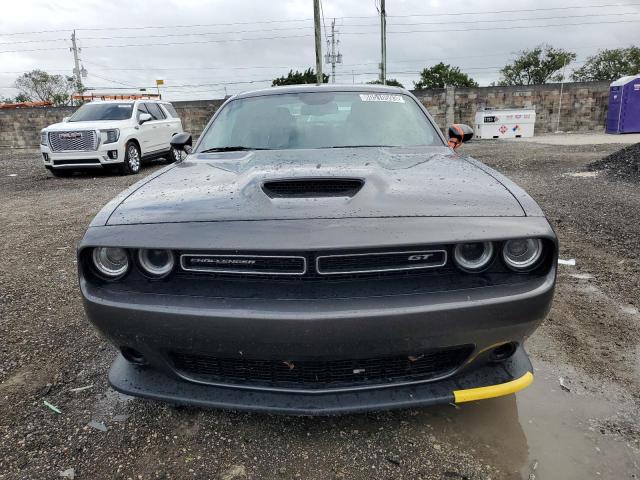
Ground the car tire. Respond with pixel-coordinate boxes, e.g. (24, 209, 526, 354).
(50, 169, 72, 177)
(120, 142, 141, 175)
(166, 146, 180, 164)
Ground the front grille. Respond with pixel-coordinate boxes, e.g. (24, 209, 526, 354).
(170, 345, 473, 391)
(179, 246, 451, 279)
(48, 130, 98, 152)
(181, 254, 306, 275)
(317, 250, 447, 274)
(262, 178, 364, 198)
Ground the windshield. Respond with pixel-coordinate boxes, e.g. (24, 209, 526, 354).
(69, 103, 134, 122)
(197, 92, 442, 151)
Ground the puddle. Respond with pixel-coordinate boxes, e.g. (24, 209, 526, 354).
(413, 359, 639, 479)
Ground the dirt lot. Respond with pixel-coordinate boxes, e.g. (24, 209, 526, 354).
(1, 141, 639, 479)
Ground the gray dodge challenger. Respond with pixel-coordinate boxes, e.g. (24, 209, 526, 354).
(79, 84, 557, 414)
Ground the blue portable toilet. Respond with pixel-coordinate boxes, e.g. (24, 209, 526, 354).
(606, 75, 640, 134)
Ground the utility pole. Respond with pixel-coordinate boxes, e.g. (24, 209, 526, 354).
(70, 30, 87, 103)
(555, 57, 569, 132)
(379, 0, 387, 84)
(324, 19, 343, 83)
(313, 0, 323, 84)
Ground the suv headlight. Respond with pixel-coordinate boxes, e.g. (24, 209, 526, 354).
(40, 131, 48, 146)
(100, 129, 120, 144)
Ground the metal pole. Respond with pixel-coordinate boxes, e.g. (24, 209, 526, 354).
(331, 19, 336, 83)
(380, 0, 386, 85)
(313, 0, 323, 84)
(70, 31, 82, 102)
(556, 57, 568, 132)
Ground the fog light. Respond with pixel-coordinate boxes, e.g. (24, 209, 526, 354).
(490, 343, 517, 362)
(92, 247, 129, 279)
(503, 238, 543, 271)
(42, 153, 49, 162)
(121, 347, 146, 365)
(137, 249, 175, 278)
(453, 242, 494, 272)
(107, 150, 118, 160)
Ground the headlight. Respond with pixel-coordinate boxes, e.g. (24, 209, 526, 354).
(502, 238, 543, 271)
(40, 131, 48, 146)
(137, 249, 175, 278)
(453, 242, 494, 272)
(92, 247, 129, 279)
(100, 129, 120, 144)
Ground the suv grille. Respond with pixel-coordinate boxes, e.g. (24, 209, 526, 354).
(262, 178, 364, 198)
(170, 345, 473, 391)
(48, 131, 98, 152)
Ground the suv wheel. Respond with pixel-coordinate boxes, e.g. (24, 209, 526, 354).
(167, 146, 181, 163)
(121, 142, 141, 175)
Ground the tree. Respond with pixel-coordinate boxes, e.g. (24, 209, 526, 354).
(413, 63, 478, 89)
(0, 93, 30, 104)
(272, 68, 329, 86)
(367, 78, 405, 88)
(498, 45, 576, 85)
(572, 47, 640, 82)
(13, 70, 76, 106)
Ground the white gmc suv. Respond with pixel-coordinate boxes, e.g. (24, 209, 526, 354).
(40, 100, 183, 176)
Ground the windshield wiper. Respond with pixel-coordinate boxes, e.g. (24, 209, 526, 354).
(321, 145, 395, 149)
(199, 146, 271, 153)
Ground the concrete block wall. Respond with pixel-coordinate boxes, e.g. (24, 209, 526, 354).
(0, 99, 225, 149)
(0, 81, 612, 149)
(413, 81, 610, 134)
(0, 106, 76, 149)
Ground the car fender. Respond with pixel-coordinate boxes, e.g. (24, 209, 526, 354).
(121, 131, 144, 157)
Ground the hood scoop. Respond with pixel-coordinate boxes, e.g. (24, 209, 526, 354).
(262, 178, 364, 198)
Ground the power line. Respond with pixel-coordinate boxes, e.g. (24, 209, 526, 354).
(2, 16, 639, 56)
(347, 18, 640, 35)
(4, 11, 640, 47)
(1, 1, 639, 38)
(0, 41, 626, 78)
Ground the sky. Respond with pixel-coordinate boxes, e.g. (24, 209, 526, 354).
(0, 0, 639, 101)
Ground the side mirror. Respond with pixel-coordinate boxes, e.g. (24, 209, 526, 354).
(139, 113, 152, 124)
(448, 124, 474, 149)
(62, 116, 70, 123)
(170, 132, 193, 155)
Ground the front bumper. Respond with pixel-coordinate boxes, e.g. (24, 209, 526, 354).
(40, 143, 124, 169)
(109, 346, 533, 415)
(82, 265, 554, 412)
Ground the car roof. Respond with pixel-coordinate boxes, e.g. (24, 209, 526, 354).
(232, 83, 408, 100)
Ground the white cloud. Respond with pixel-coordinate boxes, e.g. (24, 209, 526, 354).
(0, 0, 638, 100)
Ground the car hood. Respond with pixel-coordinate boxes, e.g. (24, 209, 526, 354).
(44, 120, 129, 131)
(106, 146, 525, 225)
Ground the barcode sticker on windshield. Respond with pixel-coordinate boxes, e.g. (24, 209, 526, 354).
(359, 94, 405, 103)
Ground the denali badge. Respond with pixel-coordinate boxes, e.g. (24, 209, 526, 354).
(59, 132, 82, 139)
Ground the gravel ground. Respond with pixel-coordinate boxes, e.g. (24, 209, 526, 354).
(588, 142, 640, 182)
(1, 142, 639, 479)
